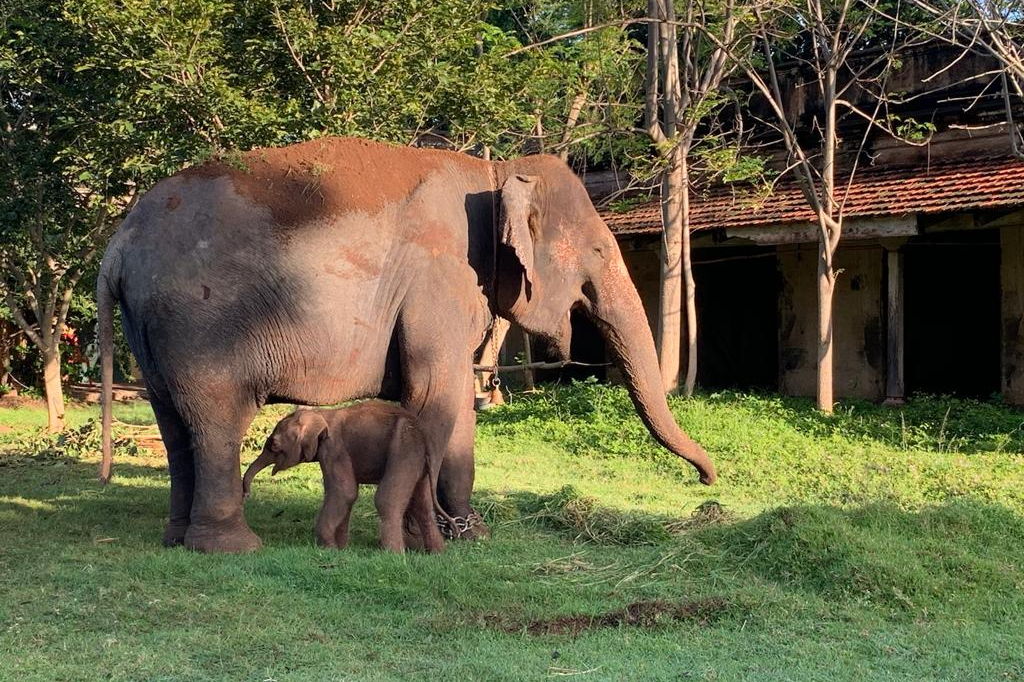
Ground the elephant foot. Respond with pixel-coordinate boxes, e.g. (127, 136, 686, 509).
(184, 518, 262, 554)
(162, 520, 190, 548)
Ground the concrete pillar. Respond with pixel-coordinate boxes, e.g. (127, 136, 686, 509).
(778, 244, 884, 400)
(883, 243, 905, 405)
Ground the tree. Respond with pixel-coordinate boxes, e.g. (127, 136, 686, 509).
(1, 0, 572, 429)
(1, 4, 130, 430)
(724, 0, 930, 412)
(496, 0, 648, 163)
(644, 0, 751, 395)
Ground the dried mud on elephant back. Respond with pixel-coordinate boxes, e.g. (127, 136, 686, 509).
(179, 138, 471, 227)
(481, 597, 729, 636)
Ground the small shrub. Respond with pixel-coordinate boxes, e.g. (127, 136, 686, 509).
(4, 419, 142, 463)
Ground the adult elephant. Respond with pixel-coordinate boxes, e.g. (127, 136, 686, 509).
(96, 137, 717, 553)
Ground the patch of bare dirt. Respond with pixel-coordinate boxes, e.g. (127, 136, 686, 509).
(0, 393, 44, 409)
(482, 598, 728, 636)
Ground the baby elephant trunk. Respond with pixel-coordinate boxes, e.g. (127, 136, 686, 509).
(242, 449, 276, 498)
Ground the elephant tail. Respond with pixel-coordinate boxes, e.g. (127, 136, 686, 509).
(97, 272, 116, 484)
(422, 431, 461, 540)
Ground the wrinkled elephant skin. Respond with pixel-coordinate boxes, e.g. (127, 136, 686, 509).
(97, 136, 716, 553)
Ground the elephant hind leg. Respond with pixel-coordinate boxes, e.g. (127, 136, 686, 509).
(374, 460, 420, 553)
(316, 464, 358, 549)
(179, 391, 262, 554)
(149, 392, 194, 547)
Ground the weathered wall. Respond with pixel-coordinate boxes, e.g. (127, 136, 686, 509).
(620, 242, 662, 337)
(1002, 225, 1024, 405)
(621, 238, 886, 398)
(778, 244, 885, 400)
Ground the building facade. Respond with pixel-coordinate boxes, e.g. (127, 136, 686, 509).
(601, 153, 1024, 404)
(584, 45, 1024, 404)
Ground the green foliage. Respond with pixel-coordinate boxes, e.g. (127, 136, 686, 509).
(492, 0, 647, 161)
(482, 380, 1024, 510)
(886, 114, 937, 143)
(0, 418, 140, 466)
(606, 196, 649, 213)
(692, 139, 776, 186)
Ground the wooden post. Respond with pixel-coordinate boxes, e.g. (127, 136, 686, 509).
(883, 244, 905, 406)
(477, 317, 510, 405)
(521, 330, 536, 391)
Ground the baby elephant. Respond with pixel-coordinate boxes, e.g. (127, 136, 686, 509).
(242, 402, 451, 553)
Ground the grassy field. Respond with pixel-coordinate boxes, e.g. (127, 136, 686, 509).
(1, 382, 1023, 681)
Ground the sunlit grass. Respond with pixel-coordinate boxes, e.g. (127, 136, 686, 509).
(1, 385, 1022, 681)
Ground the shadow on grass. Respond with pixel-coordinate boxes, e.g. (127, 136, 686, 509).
(2, 458, 1023, 619)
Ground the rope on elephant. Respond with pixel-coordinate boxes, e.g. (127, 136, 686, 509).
(473, 360, 612, 373)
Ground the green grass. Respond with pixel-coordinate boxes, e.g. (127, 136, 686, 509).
(1, 384, 1023, 681)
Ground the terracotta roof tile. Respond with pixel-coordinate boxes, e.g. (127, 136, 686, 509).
(600, 155, 1024, 236)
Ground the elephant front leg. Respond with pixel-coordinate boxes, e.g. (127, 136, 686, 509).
(316, 462, 358, 549)
(437, 390, 489, 540)
(405, 365, 488, 541)
(397, 293, 489, 542)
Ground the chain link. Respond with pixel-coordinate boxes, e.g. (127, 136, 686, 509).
(435, 510, 484, 539)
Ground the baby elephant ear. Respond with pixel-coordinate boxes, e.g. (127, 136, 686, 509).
(499, 174, 539, 300)
(298, 412, 329, 463)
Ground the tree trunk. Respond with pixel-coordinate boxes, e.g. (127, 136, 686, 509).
(816, 244, 835, 414)
(817, 63, 839, 414)
(680, 149, 698, 398)
(0, 319, 14, 391)
(41, 345, 65, 432)
(657, 142, 684, 393)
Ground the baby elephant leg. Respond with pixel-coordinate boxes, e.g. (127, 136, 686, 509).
(410, 474, 446, 554)
(374, 472, 415, 553)
(316, 464, 358, 549)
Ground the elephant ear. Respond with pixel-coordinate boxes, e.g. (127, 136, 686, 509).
(499, 174, 538, 300)
(272, 411, 328, 473)
(298, 412, 329, 464)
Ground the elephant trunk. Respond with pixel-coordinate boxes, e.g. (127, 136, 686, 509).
(242, 449, 276, 498)
(588, 262, 718, 485)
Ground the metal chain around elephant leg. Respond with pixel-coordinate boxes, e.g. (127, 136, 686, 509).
(434, 510, 484, 540)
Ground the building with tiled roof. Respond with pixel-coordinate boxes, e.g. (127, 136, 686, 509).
(601, 155, 1024, 237)
(563, 45, 1024, 405)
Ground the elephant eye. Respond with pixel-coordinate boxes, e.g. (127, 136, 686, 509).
(593, 245, 606, 259)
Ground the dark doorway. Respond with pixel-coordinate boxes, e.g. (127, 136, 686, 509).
(694, 247, 780, 390)
(904, 229, 1001, 398)
(534, 310, 607, 383)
